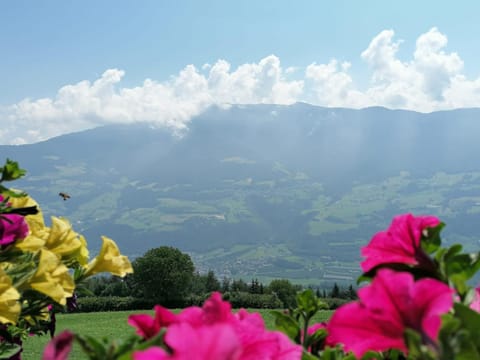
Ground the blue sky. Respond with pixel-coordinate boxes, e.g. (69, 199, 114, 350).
(1, 1, 480, 144)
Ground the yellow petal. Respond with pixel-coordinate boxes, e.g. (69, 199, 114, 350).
(13, 234, 46, 252)
(0, 268, 20, 324)
(45, 217, 82, 258)
(28, 249, 75, 305)
(7, 194, 45, 233)
(85, 236, 133, 277)
(74, 234, 90, 266)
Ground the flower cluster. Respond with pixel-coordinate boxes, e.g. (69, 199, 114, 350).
(129, 292, 302, 359)
(303, 213, 480, 359)
(0, 159, 133, 359)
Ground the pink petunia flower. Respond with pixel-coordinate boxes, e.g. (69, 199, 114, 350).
(42, 330, 74, 360)
(128, 305, 177, 339)
(0, 213, 29, 246)
(327, 269, 453, 358)
(134, 323, 241, 360)
(361, 213, 440, 273)
(131, 292, 302, 360)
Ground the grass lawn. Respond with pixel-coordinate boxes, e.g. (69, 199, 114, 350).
(22, 309, 333, 359)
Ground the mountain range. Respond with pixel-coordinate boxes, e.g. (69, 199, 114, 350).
(2, 103, 480, 285)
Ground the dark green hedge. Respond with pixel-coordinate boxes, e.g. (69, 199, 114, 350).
(74, 294, 347, 312)
(76, 296, 156, 312)
(222, 292, 284, 309)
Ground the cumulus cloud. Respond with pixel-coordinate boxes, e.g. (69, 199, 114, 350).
(2, 27, 480, 144)
(360, 27, 467, 110)
(0, 55, 302, 144)
(306, 60, 371, 108)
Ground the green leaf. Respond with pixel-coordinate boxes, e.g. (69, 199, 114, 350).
(271, 310, 300, 341)
(450, 329, 480, 360)
(360, 350, 384, 359)
(445, 253, 480, 295)
(0, 342, 22, 360)
(438, 308, 480, 360)
(421, 222, 444, 254)
(302, 351, 319, 360)
(0, 185, 27, 198)
(306, 328, 327, 346)
(404, 328, 436, 359)
(319, 346, 357, 360)
(113, 335, 141, 358)
(444, 244, 464, 261)
(75, 334, 108, 360)
(357, 273, 372, 285)
(296, 289, 327, 317)
(454, 303, 480, 349)
(0, 159, 26, 182)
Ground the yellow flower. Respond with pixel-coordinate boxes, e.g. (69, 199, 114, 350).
(14, 234, 46, 253)
(28, 249, 75, 305)
(0, 268, 20, 324)
(45, 216, 89, 264)
(15, 215, 89, 265)
(85, 236, 133, 277)
(7, 193, 45, 233)
(10, 194, 48, 252)
(76, 234, 89, 266)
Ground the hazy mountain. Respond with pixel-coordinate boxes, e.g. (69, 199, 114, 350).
(2, 103, 480, 285)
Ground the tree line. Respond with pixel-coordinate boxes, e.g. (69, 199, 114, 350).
(77, 246, 357, 311)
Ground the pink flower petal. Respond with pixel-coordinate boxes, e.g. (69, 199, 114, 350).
(42, 330, 74, 360)
(470, 287, 480, 312)
(0, 214, 29, 246)
(133, 347, 170, 360)
(328, 269, 453, 358)
(165, 323, 241, 359)
(128, 314, 159, 339)
(361, 213, 440, 272)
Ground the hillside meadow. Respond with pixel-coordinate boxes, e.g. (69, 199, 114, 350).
(22, 309, 333, 359)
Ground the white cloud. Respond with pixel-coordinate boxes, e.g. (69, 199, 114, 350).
(306, 60, 371, 108)
(360, 27, 471, 111)
(0, 55, 303, 144)
(2, 27, 480, 144)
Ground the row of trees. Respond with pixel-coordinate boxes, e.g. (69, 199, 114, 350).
(81, 246, 357, 309)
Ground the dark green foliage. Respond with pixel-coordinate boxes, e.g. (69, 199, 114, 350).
(231, 279, 249, 292)
(189, 270, 221, 295)
(271, 289, 329, 352)
(329, 282, 340, 298)
(184, 293, 211, 307)
(249, 278, 262, 294)
(205, 270, 221, 292)
(131, 246, 195, 307)
(221, 277, 231, 292)
(76, 297, 156, 312)
(267, 279, 298, 308)
(222, 291, 283, 309)
(82, 275, 131, 297)
(189, 272, 207, 295)
(185, 291, 283, 309)
(343, 284, 357, 300)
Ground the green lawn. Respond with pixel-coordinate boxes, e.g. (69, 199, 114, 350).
(22, 309, 333, 359)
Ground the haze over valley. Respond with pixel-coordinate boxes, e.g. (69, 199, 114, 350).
(3, 103, 480, 285)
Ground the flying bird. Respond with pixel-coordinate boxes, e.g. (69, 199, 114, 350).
(59, 192, 71, 201)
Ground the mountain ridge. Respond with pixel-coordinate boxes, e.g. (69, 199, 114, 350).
(2, 104, 480, 285)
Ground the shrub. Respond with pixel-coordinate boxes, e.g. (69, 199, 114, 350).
(76, 296, 156, 312)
